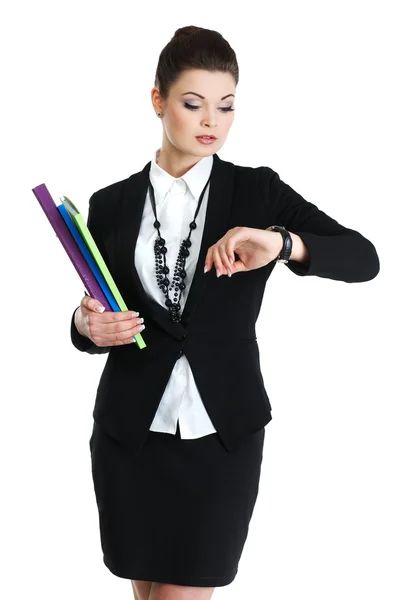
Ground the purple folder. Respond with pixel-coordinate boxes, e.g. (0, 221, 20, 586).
(32, 183, 111, 311)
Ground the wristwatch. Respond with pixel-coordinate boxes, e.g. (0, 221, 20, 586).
(266, 225, 293, 263)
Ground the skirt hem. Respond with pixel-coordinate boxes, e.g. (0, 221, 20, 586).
(103, 555, 238, 588)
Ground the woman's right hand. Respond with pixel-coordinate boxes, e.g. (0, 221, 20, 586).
(74, 295, 145, 347)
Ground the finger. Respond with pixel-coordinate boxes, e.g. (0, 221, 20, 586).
(217, 244, 234, 277)
(224, 239, 240, 274)
(212, 246, 228, 278)
(83, 305, 140, 324)
(205, 230, 237, 274)
(88, 313, 144, 337)
(224, 233, 237, 267)
(81, 294, 106, 314)
(230, 258, 247, 273)
(204, 246, 214, 274)
(101, 309, 141, 323)
(224, 241, 248, 274)
(113, 327, 143, 346)
(111, 320, 145, 343)
(90, 318, 145, 346)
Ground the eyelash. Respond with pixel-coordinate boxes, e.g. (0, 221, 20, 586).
(184, 102, 235, 113)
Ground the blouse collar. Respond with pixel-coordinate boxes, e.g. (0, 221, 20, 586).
(149, 148, 214, 206)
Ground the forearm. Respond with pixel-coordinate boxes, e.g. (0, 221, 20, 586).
(264, 168, 380, 282)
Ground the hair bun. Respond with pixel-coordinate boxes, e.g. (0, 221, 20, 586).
(172, 25, 203, 40)
(155, 26, 238, 100)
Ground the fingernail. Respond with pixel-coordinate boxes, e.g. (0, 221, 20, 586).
(227, 271, 231, 278)
(229, 257, 234, 265)
(96, 305, 105, 313)
(216, 269, 221, 278)
(204, 265, 208, 273)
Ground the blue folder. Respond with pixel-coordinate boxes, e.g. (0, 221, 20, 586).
(57, 203, 120, 312)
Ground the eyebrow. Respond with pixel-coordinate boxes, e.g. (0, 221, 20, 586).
(181, 92, 235, 100)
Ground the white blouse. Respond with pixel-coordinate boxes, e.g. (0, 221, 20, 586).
(134, 149, 218, 439)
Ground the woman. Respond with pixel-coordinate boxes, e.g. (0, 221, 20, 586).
(71, 26, 380, 600)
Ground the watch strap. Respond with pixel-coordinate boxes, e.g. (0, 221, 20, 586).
(266, 225, 292, 263)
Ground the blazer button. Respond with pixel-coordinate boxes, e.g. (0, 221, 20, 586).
(178, 350, 183, 357)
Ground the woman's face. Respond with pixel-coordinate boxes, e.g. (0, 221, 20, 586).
(151, 69, 236, 159)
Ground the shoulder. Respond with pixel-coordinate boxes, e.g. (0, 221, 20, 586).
(89, 174, 131, 209)
(87, 163, 148, 219)
(218, 154, 277, 179)
(219, 155, 279, 191)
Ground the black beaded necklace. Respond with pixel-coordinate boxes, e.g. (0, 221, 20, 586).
(148, 172, 212, 323)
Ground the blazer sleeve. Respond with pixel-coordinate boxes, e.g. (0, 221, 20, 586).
(70, 192, 112, 354)
(264, 168, 380, 282)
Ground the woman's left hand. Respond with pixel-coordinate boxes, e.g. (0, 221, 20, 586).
(204, 227, 284, 277)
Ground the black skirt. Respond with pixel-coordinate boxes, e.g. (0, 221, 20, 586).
(89, 418, 265, 588)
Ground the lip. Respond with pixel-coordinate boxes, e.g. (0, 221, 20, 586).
(195, 135, 217, 145)
(196, 135, 216, 140)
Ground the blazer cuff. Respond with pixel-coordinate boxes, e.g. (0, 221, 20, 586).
(285, 231, 380, 282)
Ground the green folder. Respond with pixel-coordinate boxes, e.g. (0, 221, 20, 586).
(62, 195, 146, 350)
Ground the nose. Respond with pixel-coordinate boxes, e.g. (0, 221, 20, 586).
(201, 109, 218, 129)
(201, 121, 217, 132)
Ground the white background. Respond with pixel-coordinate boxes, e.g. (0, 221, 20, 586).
(1, 1, 398, 598)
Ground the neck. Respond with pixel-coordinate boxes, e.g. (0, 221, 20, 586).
(156, 139, 205, 178)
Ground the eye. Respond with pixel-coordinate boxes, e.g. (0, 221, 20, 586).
(184, 102, 235, 113)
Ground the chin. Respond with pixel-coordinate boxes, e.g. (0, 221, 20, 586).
(176, 140, 221, 158)
(186, 146, 215, 158)
(194, 141, 221, 154)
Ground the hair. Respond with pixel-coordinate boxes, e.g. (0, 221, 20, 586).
(154, 26, 239, 100)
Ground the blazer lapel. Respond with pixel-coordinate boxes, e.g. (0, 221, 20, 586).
(118, 153, 236, 336)
(181, 154, 235, 325)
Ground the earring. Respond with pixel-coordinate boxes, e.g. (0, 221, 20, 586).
(157, 112, 163, 118)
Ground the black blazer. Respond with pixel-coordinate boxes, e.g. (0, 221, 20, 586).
(70, 153, 380, 457)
